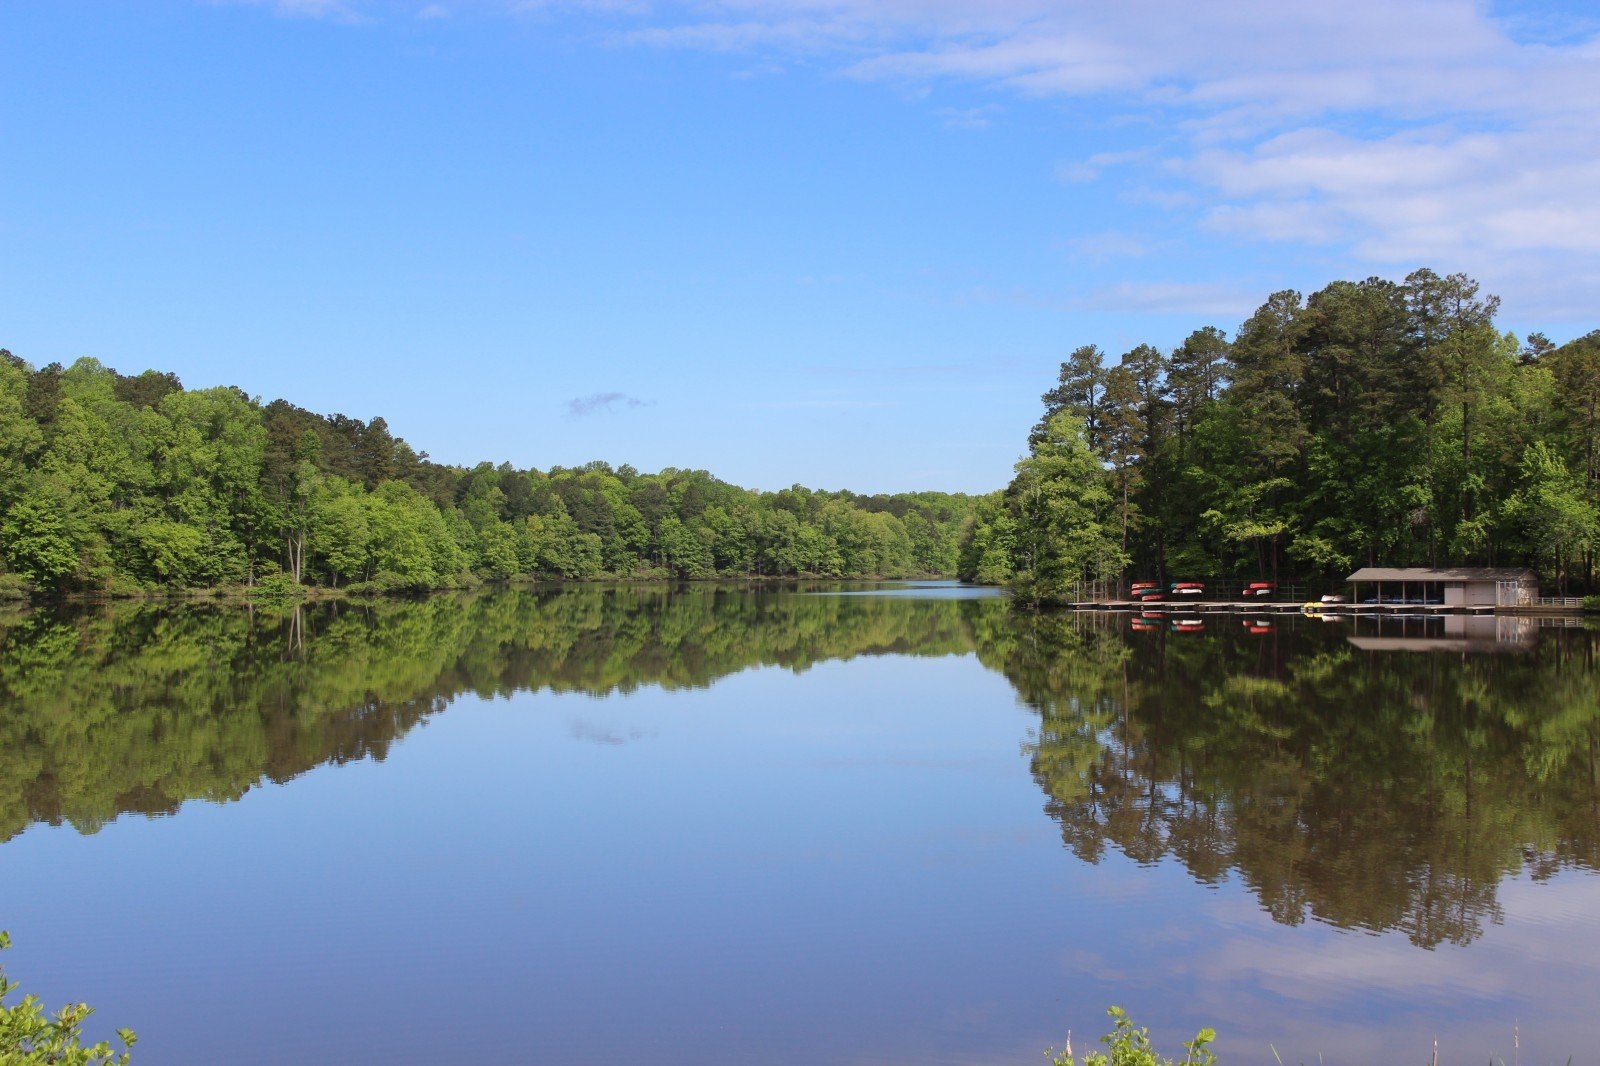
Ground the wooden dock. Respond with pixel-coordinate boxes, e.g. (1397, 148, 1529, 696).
(1061, 600, 1520, 616)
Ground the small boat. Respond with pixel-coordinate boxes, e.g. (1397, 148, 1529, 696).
(1320, 594, 1347, 604)
(1131, 618, 1161, 631)
(1171, 618, 1205, 632)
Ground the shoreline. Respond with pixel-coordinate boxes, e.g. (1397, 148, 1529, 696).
(0, 571, 971, 609)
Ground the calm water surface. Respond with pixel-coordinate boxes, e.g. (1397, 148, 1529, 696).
(2, 584, 1597, 1064)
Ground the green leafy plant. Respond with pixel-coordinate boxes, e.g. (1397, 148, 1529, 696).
(1048, 1006, 1217, 1066)
(245, 571, 307, 601)
(0, 932, 136, 1064)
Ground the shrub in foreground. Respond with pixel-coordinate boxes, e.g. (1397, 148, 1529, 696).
(0, 932, 136, 1065)
(1049, 1006, 1216, 1066)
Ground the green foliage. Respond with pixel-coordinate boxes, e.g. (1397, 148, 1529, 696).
(246, 571, 306, 601)
(1048, 1007, 1216, 1066)
(1, 478, 84, 589)
(0, 932, 136, 1065)
(0, 350, 978, 596)
(1503, 442, 1599, 592)
(988, 268, 1600, 593)
(1006, 413, 1127, 604)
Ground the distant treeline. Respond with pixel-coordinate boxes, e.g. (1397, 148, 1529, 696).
(0, 351, 974, 596)
(960, 269, 1600, 602)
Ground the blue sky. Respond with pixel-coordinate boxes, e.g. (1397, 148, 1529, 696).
(3, 0, 1597, 493)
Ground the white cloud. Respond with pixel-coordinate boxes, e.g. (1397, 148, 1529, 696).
(214, 0, 1600, 317)
(510, 0, 1600, 317)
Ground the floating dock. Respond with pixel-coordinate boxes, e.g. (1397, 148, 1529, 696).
(1058, 600, 1569, 616)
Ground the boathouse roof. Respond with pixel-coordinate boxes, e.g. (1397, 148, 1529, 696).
(1345, 566, 1536, 583)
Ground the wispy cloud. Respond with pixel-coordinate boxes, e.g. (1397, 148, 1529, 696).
(742, 398, 899, 409)
(220, 0, 366, 21)
(935, 104, 1000, 130)
(1073, 280, 1259, 317)
(1055, 149, 1147, 184)
(1065, 230, 1149, 260)
(565, 391, 654, 416)
(506, 0, 1600, 317)
(213, 0, 1600, 317)
(804, 362, 990, 378)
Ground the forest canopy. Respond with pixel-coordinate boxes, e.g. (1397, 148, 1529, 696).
(0, 350, 974, 596)
(960, 269, 1600, 603)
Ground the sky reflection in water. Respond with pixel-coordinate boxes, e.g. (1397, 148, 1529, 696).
(1, 586, 1596, 1065)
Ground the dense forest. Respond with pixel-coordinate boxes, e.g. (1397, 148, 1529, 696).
(0, 351, 974, 597)
(960, 269, 1600, 603)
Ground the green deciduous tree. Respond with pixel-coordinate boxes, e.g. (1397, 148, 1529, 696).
(2, 477, 85, 589)
(1505, 442, 1599, 594)
(1006, 412, 1126, 604)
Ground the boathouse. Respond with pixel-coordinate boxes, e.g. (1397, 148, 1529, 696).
(1344, 567, 1538, 608)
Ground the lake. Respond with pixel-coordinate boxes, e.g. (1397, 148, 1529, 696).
(2, 584, 1597, 1064)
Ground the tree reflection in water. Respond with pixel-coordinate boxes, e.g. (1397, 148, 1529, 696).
(2, 588, 1596, 950)
(987, 610, 1600, 947)
(0, 584, 981, 842)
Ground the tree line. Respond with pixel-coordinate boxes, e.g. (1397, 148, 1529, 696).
(959, 269, 1600, 603)
(0, 351, 975, 596)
